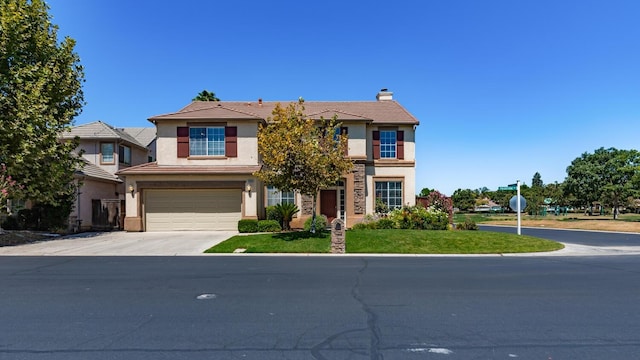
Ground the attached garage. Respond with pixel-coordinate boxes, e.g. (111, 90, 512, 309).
(144, 189, 242, 231)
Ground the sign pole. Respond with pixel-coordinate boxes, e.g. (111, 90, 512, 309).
(517, 180, 521, 235)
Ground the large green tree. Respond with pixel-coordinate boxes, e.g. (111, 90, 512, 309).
(418, 187, 434, 197)
(255, 100, 353, 232)
(0, 0, 85, 205)
(564, 147, 640, 219)
(451, 188, 476, 212)
(532, 172, 543, 188)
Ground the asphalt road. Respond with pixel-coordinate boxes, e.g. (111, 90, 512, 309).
(481, 224, 640, 246)
(2, 255, 640, 359)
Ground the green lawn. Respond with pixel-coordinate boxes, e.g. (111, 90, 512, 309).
(205, 229, 563, 254)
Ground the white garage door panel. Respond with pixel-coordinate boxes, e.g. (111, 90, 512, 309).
(145, 189, 241, 231)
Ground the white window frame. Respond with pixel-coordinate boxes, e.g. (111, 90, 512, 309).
(375, 181, 403, 209)
(266, 186, 295, 207)
(100, 143, 115, 164)
(379, 130, 397, 159)
(189, 127, 225, 156)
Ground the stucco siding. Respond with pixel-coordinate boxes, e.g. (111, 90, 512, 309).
(155, 120, 259, 166)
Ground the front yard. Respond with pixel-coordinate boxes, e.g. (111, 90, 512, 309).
(0, 230, 50, 246)
(205, 229, 563, 254)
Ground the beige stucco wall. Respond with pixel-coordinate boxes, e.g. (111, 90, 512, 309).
(365, 125, 416, 161)
(155, 120, 260, 166)
(77, 139, 150, 173)
(347, 123, 367, 158)
(365, 165, 416, 214)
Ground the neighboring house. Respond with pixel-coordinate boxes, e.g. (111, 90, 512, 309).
(118, 90, 419, 232)
(62, 121, 156, 230)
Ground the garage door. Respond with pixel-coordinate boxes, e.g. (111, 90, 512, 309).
(145, 189, 241, 231)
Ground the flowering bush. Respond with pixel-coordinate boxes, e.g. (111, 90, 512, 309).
(1, 163, 20, 213)
(388, 205, 449, 230)
(417, 190, 453, 224)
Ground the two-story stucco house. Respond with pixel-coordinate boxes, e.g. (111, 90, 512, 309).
(63, 121, 156, 230)
(118, 90, 419, 232)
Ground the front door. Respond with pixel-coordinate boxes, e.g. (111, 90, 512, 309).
(320, 190, 337, 223)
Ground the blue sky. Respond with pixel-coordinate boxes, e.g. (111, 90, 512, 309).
(47, 0, 640, 196)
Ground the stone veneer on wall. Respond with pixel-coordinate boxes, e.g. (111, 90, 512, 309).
(353, 164, 365, 214)
(301, 194, 314, 215)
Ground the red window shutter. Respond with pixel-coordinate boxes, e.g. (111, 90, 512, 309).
(397, 130, 404, 160)
(177, 127, 189, 158)
(341, 127, 348, 156)
(225, 126, 237, 157)
(372, 130, 380, 159)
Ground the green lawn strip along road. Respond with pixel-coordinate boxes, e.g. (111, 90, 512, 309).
(205, 229, 563, 254)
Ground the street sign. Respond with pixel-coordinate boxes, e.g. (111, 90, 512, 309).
(498, 186, 517, 191)
(510, 195, 527, 212)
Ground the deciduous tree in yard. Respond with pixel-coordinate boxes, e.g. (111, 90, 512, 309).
(564, 147, 640, 219)
(451, 188, 476, 212)
(255, 100, 353, 232)
(0, 0, 85, 207)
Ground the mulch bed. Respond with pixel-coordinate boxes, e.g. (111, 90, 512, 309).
(0, 230, 53, 247)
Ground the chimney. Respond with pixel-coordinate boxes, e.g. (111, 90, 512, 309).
(376, 88, 393, 101)
(258, 98, 263, 106)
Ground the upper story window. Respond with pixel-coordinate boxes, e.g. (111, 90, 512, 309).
(189, 127, 225, 156)
(119, 145, 131, 165)
(379, 130, 396, 159)
(101, 143, 114, 164)
(177, 126, 237, 158)
(266, 186, 295, 207)
(372, 129, 404, 160)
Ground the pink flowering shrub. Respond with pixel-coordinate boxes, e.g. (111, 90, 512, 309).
(417, 190, 454, 223)
(1, 164, 20, 213)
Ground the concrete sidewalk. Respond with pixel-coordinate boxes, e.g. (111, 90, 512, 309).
(0, 231, 237, 256)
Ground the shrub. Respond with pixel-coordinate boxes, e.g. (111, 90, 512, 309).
(389, 205, 449, 230)
(238, 219, 259, 233)
(351, 222, 369, 230)
(376, 218, 395, 229)
(456, 218, 478, 230)
(304, 214, 328, 233)
(1, 215, 21, 230)
(375, 198, 389, 215)
(266, 206, 282, 223)
(258, 220, 281, 232)
(273, 203, 299, 231)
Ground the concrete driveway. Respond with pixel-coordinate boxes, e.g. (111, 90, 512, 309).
(0, 231, 237, 256)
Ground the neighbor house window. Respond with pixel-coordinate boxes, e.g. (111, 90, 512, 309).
(189, 127, 225, 156)
(379, 130, 396, 159)
(119, 145, 131, 165)
(266, 186, 295, 207)
(375, 181, 403, 209)
(101, 143, 114, 163)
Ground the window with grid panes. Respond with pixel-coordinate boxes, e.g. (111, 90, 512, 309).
(375, 181, 403, 209)
(189, 127, 225, 156)
(379, 130, 396, 158)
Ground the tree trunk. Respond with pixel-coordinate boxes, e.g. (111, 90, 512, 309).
(310, 196, 317, 234)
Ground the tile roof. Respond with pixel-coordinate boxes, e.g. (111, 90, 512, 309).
(75, 160, 122, 183)
(149, 100, 419, 125)
(117, 162, 261, 176)
(121, 127, 156, 147)
(63, 121, 150, 149)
